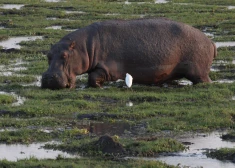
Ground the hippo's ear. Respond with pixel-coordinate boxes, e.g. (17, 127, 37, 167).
(69, 41, 76, 50)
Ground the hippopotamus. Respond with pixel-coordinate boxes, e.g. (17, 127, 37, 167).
(41, 18, 217, 89)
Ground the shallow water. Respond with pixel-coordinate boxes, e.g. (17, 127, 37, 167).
(65, 10, 86, 14)
(177, 79, 193, 85)
(204, 32, 214, 38)
(130, 131, 235, 168)
(104, 13, 120, 16)
(0, 4, 24, 10)
(0, 36, 43, 49)
(155, 0, 168, 3)
(210, 66, 220, 72)
(214, 79, 235, 84)
(0, 59, 28, 77)
(45, 0, 63, 2)
(215, 41, 235, 48)
(0, 91, 26, 106)
(124, 0, 168, 4)
(0, 142, 78, 161)
(46, 26, 62, 30)
(126, 101, 134, 107)
(228, 6, 235, 10)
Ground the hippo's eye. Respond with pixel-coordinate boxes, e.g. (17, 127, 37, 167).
(61, 52, 69, 59)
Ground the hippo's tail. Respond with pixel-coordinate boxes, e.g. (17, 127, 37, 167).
(212, 41, 217, 59)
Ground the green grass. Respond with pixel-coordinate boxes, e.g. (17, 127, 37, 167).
(0, 94, 15, 104)
(207, 147, 235, 161)
(0, 158, 176, 168)
(44, 136, 185, 157)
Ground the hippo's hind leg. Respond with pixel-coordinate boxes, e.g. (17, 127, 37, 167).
(185, 71, 212, 84)
(88, 68, 106, 88)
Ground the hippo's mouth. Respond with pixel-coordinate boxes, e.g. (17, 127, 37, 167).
(41, 72, 75, 89)
(66, 77, 76, 89)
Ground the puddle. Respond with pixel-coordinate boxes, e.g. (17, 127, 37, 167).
(46, 17, 57, 20)
(155, 0, 168, 3)
(228, 6, 235, 10)
(204, 32, 214, 38)
(0, 142, 78, 161)
(124, 0, 168, 4)
(0, 128, 17, 132)
(46, 26, 62, 30)
(65, 11, 86, 14)
(131, 14, 146, 18)
(0, 91, 26, 106)
(45, 0, 64, 2)
(46, 17, 74, 21)
(0, 36, 43, 49)
(213, 60, 230, 65)
(104, 13, 120, 16)
(215, 41, 235, 48)
(127, 131, 235, 168)
(214, 79, 235, 84)
(65, 29, 78, 32)
(0, 4, 24, 10)
(0, 59, 28, 76)
(126, 101, 134, 107)
(210, 66, 220, 72)
(232, 96, 235, 100)
(176, 79, 193, 86)
(155, 131, 235, 168)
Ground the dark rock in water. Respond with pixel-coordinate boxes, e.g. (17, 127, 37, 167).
(94, 135, 125, 155)
(221, 133, 235, 142)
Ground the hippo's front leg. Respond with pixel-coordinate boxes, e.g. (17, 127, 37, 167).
(88, 69, 107, 88)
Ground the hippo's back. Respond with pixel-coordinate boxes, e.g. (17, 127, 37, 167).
(94, 18, 211, 65)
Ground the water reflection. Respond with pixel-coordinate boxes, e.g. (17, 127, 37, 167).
(128, 131, 235, 168)
(156, 131, 235, 168)
(0, 142, 78, 161)
(155, 0, 168, 3)
(46, 26, 62, 30)
(215, 41, 235, 48)
(228, 6, 235, 10)
(0, 4, 24, 10)
(0, 36, 43, 49)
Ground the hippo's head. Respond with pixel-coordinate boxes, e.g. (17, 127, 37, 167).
(41, 41, 88, 89)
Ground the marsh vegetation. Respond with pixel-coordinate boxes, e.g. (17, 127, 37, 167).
(1, 0, 235, 167)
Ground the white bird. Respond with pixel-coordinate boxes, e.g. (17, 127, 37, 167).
(125, 73, 133, 88)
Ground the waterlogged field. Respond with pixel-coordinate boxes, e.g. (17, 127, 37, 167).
(1, 0, 235, 167)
